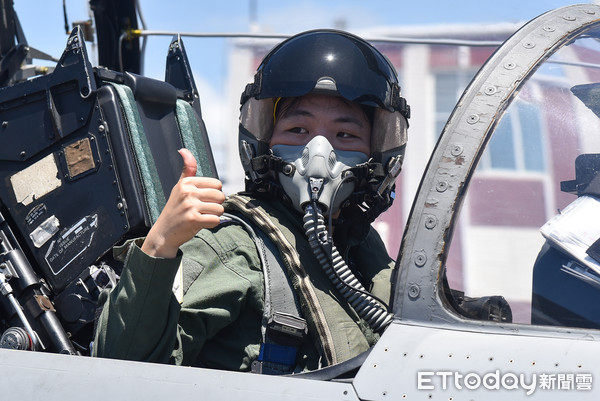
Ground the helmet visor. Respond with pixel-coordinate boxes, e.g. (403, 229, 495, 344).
(256, 30, 402, 112)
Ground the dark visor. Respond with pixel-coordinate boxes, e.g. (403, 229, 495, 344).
(250, 30, 406, 114)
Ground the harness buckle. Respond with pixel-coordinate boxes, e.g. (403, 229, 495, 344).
(251, 312, 308, 375)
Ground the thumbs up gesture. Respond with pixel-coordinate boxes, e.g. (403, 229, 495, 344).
(141, 148, 225, 258)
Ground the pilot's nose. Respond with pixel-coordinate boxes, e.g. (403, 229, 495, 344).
(308, 131, 336, 146)
(302, 136, 336, 178)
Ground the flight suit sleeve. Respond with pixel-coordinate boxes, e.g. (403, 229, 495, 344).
(93, 225, 264, 369)
(92, 239, 182, 363)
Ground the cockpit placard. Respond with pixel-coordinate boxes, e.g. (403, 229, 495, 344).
(44, 214, 98, 275)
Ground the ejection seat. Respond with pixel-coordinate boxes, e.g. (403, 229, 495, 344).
(0, 27, 216, 354)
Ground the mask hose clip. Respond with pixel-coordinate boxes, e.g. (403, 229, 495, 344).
(309, 177, 324, 203)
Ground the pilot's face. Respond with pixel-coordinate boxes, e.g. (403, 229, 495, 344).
(270, 94, 371, 155)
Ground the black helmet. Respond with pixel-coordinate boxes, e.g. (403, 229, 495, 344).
(238, 29, 410, 222)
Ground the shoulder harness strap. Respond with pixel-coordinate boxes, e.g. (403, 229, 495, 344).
(221, 213, 307, 375)
(226, 195, 338, 366)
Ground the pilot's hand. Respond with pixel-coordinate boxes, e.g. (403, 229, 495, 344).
(141, 148, 225, 258)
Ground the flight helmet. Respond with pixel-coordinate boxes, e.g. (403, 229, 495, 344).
(239, 29, 410, 221)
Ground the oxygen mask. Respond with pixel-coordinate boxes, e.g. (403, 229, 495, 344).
(273, 135, 394, 332)
(271, 135, 368, 216)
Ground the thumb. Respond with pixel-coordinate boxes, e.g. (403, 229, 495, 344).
(178, 148, 197, 179)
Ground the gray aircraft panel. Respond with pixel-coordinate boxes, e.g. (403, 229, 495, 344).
(0, 347, 359, 401)
(354, 322, 600, 400)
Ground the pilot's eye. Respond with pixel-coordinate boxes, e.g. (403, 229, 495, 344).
(289, 127, 309, 135)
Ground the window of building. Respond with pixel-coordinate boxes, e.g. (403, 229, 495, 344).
(482, 99, 546, 172)
(434, 69, 478, 138)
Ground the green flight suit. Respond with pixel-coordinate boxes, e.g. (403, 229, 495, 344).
(93, 194, 394, 372)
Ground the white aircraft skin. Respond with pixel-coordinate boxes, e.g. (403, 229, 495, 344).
(3, 4, 600, 400)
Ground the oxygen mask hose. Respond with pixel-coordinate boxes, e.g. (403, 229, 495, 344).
(302, 202, 394, 333)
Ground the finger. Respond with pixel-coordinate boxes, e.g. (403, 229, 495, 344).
(195, 188, 226, 204)
(197, 202, 225, 216)
(182, 204, 224, 230)
(178, 148, 197, 179)
(197, 214, 222, 229)
(185, 176, 223, 191)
